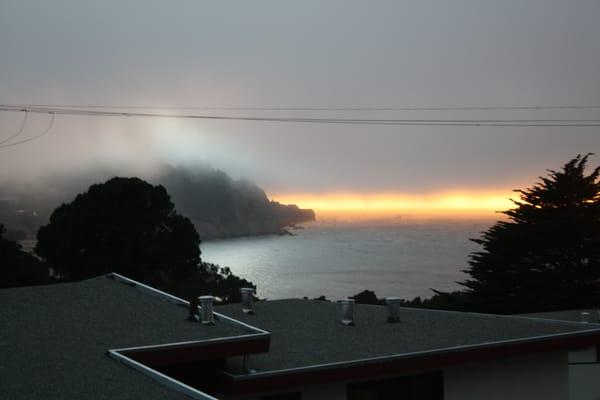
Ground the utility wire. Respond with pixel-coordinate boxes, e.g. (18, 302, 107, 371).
(0, 113, 54, 149)
(0, 105, 599, 127)
(9, 103, 600, 112)
(0, 111, 28, 145)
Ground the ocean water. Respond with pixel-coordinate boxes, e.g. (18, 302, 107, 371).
(201, 217, 498, 301)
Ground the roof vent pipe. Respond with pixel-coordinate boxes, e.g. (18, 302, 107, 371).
(386, 297, 401, 323)
(340, 298, 355, 326)
(199, 296, 215, 325)
(241, 288, 255, 314)
(581, 311, 590, 323)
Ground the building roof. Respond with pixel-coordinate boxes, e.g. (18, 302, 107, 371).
(217, 299, 600, 375)
(0, 275, 250, 400)
(5, 274, 600, 399)
(522, 309, 600, 323)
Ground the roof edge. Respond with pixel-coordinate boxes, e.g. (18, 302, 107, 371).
(108, 349, 219, 400)
(226, 326, 600, 380)
(110, 272, 269, 335)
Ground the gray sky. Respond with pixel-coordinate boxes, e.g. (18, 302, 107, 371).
(1, 0, 600, 204)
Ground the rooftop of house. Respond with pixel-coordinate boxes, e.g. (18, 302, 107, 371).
(523, 309, 600, 324)
(0, 274, 251, 400)
(217, 299, 600, 375)
(5, 274, 600, 399)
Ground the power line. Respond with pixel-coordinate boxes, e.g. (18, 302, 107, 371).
(1, 105, 600, 127)
(0, 112, 54, 149)
(0, 111, 28, 145)
(9, 103, 600, 112)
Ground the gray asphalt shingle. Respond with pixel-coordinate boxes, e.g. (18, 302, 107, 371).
(523, 309, 600, 323)
(217, 299, 600, 373)
(0, 275, 247, 400)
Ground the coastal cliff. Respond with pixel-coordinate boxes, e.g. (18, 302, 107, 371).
(157, 166, 316, 240)
(0, 165, 315, 241)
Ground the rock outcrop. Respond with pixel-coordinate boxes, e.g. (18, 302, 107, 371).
(0, 165, 316, 241)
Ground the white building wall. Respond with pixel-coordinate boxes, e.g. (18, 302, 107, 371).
(444, 350, 569, 400)
(568, 345, 600, 400)
(569, 364, 600, 400)
(569, 346, 597, 364)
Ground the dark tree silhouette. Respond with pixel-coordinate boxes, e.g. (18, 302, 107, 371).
(352, 290, 385, 305)
(0, 223, 49, 288)
(460, 154, 600, 314)
(160, 263, 256, 304)
(34, 177, 256, 303)
(36, 177, 201, 282)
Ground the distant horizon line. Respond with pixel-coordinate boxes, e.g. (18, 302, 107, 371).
(272, 191, 515, 219)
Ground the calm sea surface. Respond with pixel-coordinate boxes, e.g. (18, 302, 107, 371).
(201, 218, 498, 301)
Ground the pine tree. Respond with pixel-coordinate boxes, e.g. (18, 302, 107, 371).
(460, 154, 600, 314)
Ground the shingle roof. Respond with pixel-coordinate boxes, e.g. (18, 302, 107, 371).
(0, 275, 247, 400)
(523, 309, 600, 323)
(5, 276, 600, 399)
(216, 299, 600, 374)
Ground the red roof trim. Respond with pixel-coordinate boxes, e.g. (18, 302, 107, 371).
(123, 335, 270, 367)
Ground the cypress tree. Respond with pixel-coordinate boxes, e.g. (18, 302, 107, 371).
(460, 154, 600, 314)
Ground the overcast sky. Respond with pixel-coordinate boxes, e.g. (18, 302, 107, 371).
(1, 0, 600, 203)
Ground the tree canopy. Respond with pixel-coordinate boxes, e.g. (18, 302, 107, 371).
(36, 177, 201, 282)
(0, 223, 49, 288)
(459, 154, 600, 314)
(33, 177, 256, 302)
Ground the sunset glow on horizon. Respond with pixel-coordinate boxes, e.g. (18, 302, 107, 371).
(272, 191, 516, 218)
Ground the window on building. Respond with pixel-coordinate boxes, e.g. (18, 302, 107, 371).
(347, 371, 443, 400)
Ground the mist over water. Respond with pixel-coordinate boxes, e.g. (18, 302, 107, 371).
(202, 217, 497, 300)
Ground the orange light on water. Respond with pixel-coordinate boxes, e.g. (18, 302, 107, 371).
(272, 191, 515, 218)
